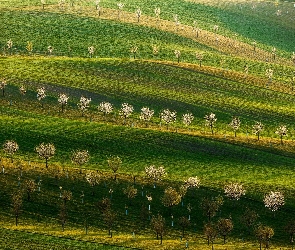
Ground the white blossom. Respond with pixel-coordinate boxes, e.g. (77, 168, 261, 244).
(117, 2, 124, 9)
(37, 87, 46, 101)
(182, 113, 194, 126)
(35, 142, 55, 168)
(77, 96, 91, 114)
(58, 93, 69, 106)
(160, 109, 177, 126)
(204, 112, 217, 134)
(266, 69, 273, 80)
(146, 194, 152, 202)
(229, 117, 241, 137)
(98, 101, 113, 115)
(252, 121, 264, 138)
(224, 183, 246, 200)
(291, 52, 295, 64)
(119, 103, 134, 119)
(0, 78, 7, 92)
(213, 25, 219, 33)
(19, 85, 26, 95)
(140, 107, 154, 122)
(85, 170, 100, 187)
(154, 7, 160, 18)
(136, 8, 142, 21)
(174, 50, 181, 59)
(145, 165, 166, 183)
(88, 46, 95, 57)
(184, 176, 201, 189)
(152, 45, 159, 55)
(275, 125, 287, 137)
(72, 150, 90, 166)
(275, 125, 287, 144)
(7, 39, 13, 49)
(3, 140, 19, 156)
(264, 191, 284, 212)
(47, 46, 53, 54)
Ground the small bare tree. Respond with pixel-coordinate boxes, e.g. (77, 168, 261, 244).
(178, 216, 190, 238)
(174, 50, 181, 63)
(59, 203, 67, 231)
(240, 208, 259, 235)
(135, 8, 142, 23)
(162, 187, 181, 214)
(151, 214, 165, 244)
(265, 69, 273, 86)
(217, 218, 233, 244)
(85, 170, 100, 196)
(123, 185, 137, 205)
(19, 85, 26, 96)
(204, 222, 218, 249)
(103, 209, 116, 237)
(255, 225, 274, 250)
(26, 41, 33, 54)
(195, 52, 203, 66)
(35, 142, 55, 168)
(130, 46, 138, 59)
(0, 78, 7, 97)
(117, 2, 124, 20)
(201, 196, 223, 222)
(285, 220, 295, 250)
(11, 191, 23, 226)
(107, 156, 122, 180)
(24, 179, 36, 201)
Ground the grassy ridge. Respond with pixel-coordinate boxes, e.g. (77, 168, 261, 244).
(1, 0, 294, 56)
(1, 57, 295, 129)
(0, 228, 126, 250)
(1, 106, 295, 193)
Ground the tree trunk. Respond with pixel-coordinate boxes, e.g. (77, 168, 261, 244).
(223, 235, 226, 244)
(15, 215, 18, 226)
(45, 158, 48, 168)
(160, 234, 163, 244)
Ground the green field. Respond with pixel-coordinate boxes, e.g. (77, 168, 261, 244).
(1, 0, 295, 249)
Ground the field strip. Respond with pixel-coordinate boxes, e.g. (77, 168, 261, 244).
(8, 4, 292, 66)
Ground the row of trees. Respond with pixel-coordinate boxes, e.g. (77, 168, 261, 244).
(7, 159, 291, 249)
(4, 37, 295, 69)
(1, 80, 290, 142)
(3, 139, 286, 217)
